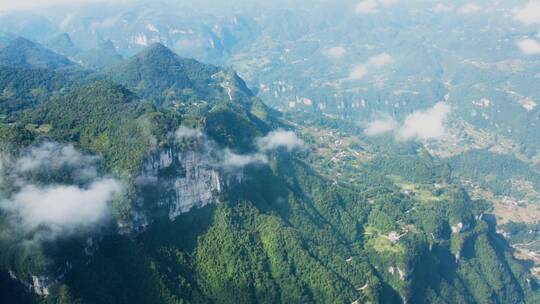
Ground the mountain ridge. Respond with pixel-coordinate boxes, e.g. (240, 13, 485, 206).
(0, 37, 74, 70)
(0, 38, 537, 304)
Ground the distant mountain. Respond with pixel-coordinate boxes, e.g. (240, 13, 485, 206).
(109, 43, 252, 106)
(44, 33, 79, 58)
(0, 32, 15, 48)
(0, 66, 98, 115)
(78, 40, 123, 70)
(0, 36, 538, 304)
(0, 37, 74, 70)
(45, 33, 123, 70)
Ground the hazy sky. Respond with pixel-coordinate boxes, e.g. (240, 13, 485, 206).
(0, 0, 342, 14)
(0, 0, 129, 12)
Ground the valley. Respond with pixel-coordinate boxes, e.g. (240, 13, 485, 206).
(1, 0, 540, 303)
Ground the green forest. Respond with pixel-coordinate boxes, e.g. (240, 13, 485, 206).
(0, 38, 538, 304)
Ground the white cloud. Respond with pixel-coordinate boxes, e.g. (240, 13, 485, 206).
(175, 126, 203, 140)
(221, 150, 267, 169)
(378, 0, 399, 4)
(355, 0, 399, 14)
(432, 3, 452, 13)
(356, 0, 379, 14)
(16, 142, 98, 179)
(0, 0, 131, 12)
(513, 1, 540, 25)
(349, 64, 370, 80)
(349, 53, 394, 80)
(172, 128, 302, 171)
(2, 179, 121, 236)
(517, 38, 540, 55)
(324, 46, 347, 59)
(257, 129, 304, 152)
(367, 53, 394, 67)
(220, 129, 302, 169)
(363, 115, 398, 136)
(397, 102, 452, 141)
(0, 142, 122, 240)
(516, 96, 537, 111)
(459, 3, 481, 14)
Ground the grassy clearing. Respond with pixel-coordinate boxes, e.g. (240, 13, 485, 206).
(364, 225, 405, 254)
(26, 123, 52, 133)
(389, 175, 445, 204)
(366, 235, 405, 254)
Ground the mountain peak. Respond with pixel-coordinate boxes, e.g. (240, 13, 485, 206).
(99, 39, 117, 51)
(138, 42, 178, 60)
(45, 33, 79, 57)
(109, 42, 258, 107)
(9, 36, 35, 48)
(56, 33, 75, 46)
(0, 36, 74, 70)
(147, 42, 168, 51)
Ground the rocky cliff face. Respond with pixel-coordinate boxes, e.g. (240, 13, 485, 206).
(134, 144, 242, 225)
(142, 147, 221, 219)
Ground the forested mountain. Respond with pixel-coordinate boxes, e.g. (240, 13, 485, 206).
(78, 40, 123, 70)
(0, 37, 74, 70)
(44, 34, 79, 58)
(108, 42, 253, 107)
(0, 41, 538, 304)
(45, 34, 123, 71)
(0, 66, 99, 115)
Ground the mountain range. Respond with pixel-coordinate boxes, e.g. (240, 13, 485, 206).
(0, 35, 538, 304)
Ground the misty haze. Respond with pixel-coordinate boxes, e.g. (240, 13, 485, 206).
(1, 1, 540, 303)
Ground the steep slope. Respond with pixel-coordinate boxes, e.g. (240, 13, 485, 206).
(0, 37, 74, 70)
(0, 44, 538, 304)
(109, 43, 253, 107)
(293, 112, 540, 303)
(0, 66, 99, 115)
(45, 34, 123, 70)
(78, 40, 123, 70)
(44, 33, 79, 58)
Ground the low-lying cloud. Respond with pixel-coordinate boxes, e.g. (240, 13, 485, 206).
(432, 3, 452, 13)
(0, 142, 122, 241)
(355, 0, 399, 14)
(397, 102, 451, 141)
(367, 53, 394, 67)
(364, 102, 452, 141)
(355, 0, 378, 14)
(459, 3, 481, 14)
(324, 46, 347, 59)
(221, 150, 268, 169)
(349, 65, 370, 80)
(173, 127, 303, 170)
(349, 53, 394, 80)
(16, 142, 99, 181)
(175, 126, 203, 140)
(513, 1, 540, 25)
(257, 129, 304, 152)
(220, 129, 303, 169)
(363, 115, 398, 136)
(517, 38, 540, 55)
(2, 179, 121, 235)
